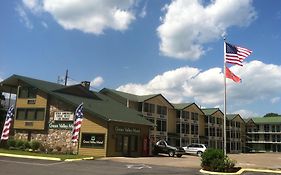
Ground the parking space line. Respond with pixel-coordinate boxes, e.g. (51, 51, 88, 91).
(0, 159, 67, 166)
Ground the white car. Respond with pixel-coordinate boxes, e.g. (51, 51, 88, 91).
(183, 143, 207, 156)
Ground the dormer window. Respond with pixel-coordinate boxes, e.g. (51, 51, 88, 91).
(18, 87, 37, 98)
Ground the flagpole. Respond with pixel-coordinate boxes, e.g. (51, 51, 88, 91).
(223, 38, 227, 156)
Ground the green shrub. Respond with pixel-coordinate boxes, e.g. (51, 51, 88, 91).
(201, 149, 236, 172)
(23, 140, 31, 149)
(7, 139, 16, 148)
(15, 140, 25, 150)
(30, 140, 41, 151)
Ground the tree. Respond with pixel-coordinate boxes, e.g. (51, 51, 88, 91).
(264, 113, 280, 117)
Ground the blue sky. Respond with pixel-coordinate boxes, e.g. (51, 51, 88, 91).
(1, 0, 281, 118)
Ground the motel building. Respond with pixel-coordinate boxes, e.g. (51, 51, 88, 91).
(2, 74, 281, 156)
(99, 88, 173, 153)
(0, 75, 153, 157)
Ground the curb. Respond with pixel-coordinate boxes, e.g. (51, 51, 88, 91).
(0, 153, 61, 161)
(64, 157, 94, 162)
(0, 153, 94, 162)
(200, 168, 281, 175)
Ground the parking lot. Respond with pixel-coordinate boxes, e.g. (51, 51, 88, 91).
(102, 153, 281, 170)
(1, 153, 281, 175)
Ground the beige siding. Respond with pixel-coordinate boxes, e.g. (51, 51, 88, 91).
(129, 101, 139, 111)
(168, 108, 176, 133)
(14, 90, 48, 130)
(79, 115, 108, 157)
(16, 91, 47, 108)
(14, 120, 45, 130)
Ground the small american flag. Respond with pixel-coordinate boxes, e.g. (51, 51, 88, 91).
(1, 105, 15, 141)
(225, 42, 252, 66)
(71, 103, 83, 143)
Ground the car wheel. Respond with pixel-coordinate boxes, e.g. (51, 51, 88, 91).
(176, 154, 182, 158)
(152, 150, 158, 156)
(197, 151, 203, 157)
(168, 150, 175, 157)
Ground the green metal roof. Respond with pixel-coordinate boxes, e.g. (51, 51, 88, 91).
(226, 114, 238, 120)
(252, 117, 281, 124)
(201, 108, 221, 116)
(1, 75, 153, 126)
(100, 88, 158, 102)
(172, 103, 193, 110)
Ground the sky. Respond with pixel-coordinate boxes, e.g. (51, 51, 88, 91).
(0, 0, 281, 118)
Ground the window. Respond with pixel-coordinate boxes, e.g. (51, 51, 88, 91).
(157, 105, 167, 115)
(18, 87, 37, 98)
(176, 122, 180, 133)
(217, 128, 222, 137)
(254, 134, 259, 141)
(191, 112, 198, 121)
(210, 116, 215, 124)
(182, 123, 189, 134)
(272, 135, 276, 142)
(217, 118, 222, 125)
(231, 142, 236, 151)
(26, 110, 36, 120)
(144, 103, 155, 113)
(236, 122, 240, 128)
(115, 135, 122, 152)
(182, 111, 189, 120)
(226, 120, 230, 126)
(16, 108, 45, 121)
(176, 111, 180, 118)
(264, 134, 270, 141)
(272, 125, 276, 132)
(130, 136, 138, 152)
(277, 135, 281, 142)
(264, 124, 269, 132)
(191, 124, 198, 135)
(16, 109, 26, 120)
(205, 116, 209, 123)
(156, 119, 166, 132)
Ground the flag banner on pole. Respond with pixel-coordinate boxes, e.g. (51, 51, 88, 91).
(225, 66, 241, 83)
(1, 105, 15, 141)
(71, 103, 83, 143)
(225, 42, 252, 66)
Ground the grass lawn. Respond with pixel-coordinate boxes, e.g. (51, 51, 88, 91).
(0, 148, 92, 160)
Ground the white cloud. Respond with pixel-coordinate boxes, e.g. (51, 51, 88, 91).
(117, 60, 281, 113)
(15, 4, 34, 29)
(23, 0, 42, 13)
(232, 109, 258, 118)
(157, 0, 257, 60)
(118, 66, 200, 103)
(91, 76, 104, 87)
(139, 2, 147, 18)
(271, 97, 280, 104)
(22, 0, 138, 35)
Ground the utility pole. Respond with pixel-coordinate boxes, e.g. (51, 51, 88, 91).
(64, 69, 68, 86)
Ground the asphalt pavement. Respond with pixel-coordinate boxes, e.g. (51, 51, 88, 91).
(0, 156, 201, 175)
(1, 154, 281, 175)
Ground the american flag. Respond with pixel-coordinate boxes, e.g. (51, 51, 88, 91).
(1, 105, 15, 141)
(71, 103, 83, 143)
(225, 42, 252, 66)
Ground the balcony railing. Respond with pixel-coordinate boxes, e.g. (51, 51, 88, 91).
(247, 140, 281, 144)
(247, 131, 281, 134)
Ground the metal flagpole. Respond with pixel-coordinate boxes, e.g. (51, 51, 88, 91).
(223, 38, 227, 155)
